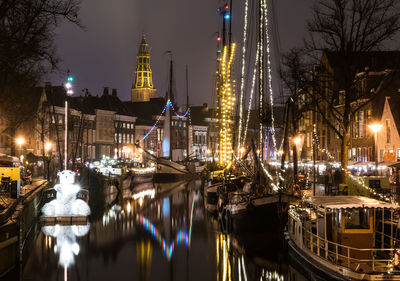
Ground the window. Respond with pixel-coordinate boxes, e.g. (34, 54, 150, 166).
(386, 119, 391, 143)
(344, 209, 370, 230)
(359, 111, 364, 138)
(118, 133, 122, 144)
(127, 134, 130, 144)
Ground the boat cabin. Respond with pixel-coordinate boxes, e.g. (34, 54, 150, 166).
(289, 196, 400, 275)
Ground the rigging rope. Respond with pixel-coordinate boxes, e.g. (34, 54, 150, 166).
(237, 0, 249, 150)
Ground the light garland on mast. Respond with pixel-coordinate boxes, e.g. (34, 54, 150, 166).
(237, 0, 249, 151)
(242, 43, 260, 148)
(219, 44, 236, 166)
(262, 0, 277, 154)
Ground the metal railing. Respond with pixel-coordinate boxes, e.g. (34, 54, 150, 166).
(303, 228, 399, 274)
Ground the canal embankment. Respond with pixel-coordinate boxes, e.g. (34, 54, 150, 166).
(0, 179, 47, 277)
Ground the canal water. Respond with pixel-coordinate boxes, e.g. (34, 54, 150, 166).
(3, 178, 312, 281)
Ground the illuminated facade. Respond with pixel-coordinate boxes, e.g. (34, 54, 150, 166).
(131, 34, 157, 102)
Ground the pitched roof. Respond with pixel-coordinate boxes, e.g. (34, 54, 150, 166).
(123, 98, 166, 120)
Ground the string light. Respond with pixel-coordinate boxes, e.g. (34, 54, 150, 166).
(262, 0, 276, 153)
(237, 0, 249, 151)
(311, 125, 392, 202)
(242, 43, 260, 147)
(140, 101, 170, 142)
(218, 44, 236, 166)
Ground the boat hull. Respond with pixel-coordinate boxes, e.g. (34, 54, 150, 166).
(132, 173, 153, 184)
(154, 159, 193, 182)
(225, 194, 288, 233)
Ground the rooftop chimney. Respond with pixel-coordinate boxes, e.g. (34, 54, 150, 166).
(103, 87, 109, 96)
(112, 88, 117, 97)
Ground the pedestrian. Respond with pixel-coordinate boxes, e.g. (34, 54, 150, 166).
(324, 171, 329, 194)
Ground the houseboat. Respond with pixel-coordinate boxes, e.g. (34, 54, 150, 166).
(288, 196, 400, 280)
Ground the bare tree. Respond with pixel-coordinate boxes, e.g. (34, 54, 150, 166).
(300, 0, 400, 182)
(0, 0, 81, 155)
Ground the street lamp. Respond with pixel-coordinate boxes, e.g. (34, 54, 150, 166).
(293, 136, 301, 147)
(368, 123, 383, 174)
(64, 71, 74, 170)
(45, 142, 52, 153)
(16, 137, 25, 161)
(16, 137, 25, 148)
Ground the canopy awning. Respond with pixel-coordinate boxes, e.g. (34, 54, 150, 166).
(304, 196, 399, 210)
(389, 162, 400, 169)
(378, 161, 398, 167)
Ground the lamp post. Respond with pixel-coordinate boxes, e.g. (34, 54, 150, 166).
(16, 137, 25, 161)
(64, 72, 74, 170)
(368, 123, 382, 174)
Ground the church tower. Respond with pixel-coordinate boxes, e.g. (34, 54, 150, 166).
(131, 34, 156, 102)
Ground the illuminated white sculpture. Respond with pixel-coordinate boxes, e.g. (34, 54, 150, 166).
(42, 224, 90, 268)
(42, 170, 90, 217)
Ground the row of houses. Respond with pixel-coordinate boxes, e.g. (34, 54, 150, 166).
(0, 84, 215, 165)
(294, 51, 400, 170)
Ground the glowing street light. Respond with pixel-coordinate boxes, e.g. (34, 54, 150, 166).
(45, 142, 52, 152)
(293, 136, 301, 146)
(368, 123, 383, 173)
(16, 137, 25, 148)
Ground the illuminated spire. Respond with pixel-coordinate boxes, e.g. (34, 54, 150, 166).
(132, 33, 156, 102)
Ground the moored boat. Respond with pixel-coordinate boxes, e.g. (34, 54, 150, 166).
(154, 157, 193, 182)
(130, 166, 155, 184)
(288, 196, 400, 280)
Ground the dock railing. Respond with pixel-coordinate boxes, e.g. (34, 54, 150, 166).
(303, 228, 399, 273)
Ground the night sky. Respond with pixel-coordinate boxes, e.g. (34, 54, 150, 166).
(51, 0, 310, 108)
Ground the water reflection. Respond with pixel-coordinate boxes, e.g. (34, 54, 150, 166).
(5, 177, 312, 281)
(41, 224, 90, 280)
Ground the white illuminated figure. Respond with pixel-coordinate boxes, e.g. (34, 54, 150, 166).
(42, 170, 90, 217)
(42, 224, 90, 269)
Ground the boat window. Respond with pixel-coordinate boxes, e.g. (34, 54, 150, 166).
(344, 208, 370, 229)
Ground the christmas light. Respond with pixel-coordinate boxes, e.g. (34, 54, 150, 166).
(237, 0, 249, 151)
(242, 43, 260, 146)
(218, 44, 236, 166)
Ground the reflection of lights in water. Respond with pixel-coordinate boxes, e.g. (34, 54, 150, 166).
(136, 214, 190, 260)
(162, 198, 170, 217)
(132, 189, 155, 200)
(216, 233, 231, 281)
(138, 197, 143, 207)
(260, 269, 284, 281)
(42, 170, 90, 217)
(102, 205, 121, 226)
(42, 224, 90, 273)
(216, 233, 284, 281)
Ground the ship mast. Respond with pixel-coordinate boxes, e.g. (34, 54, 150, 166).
(162, 58, 173, 159)
(186, 66, 190, 162)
